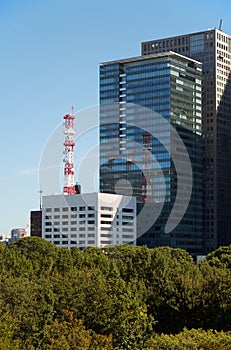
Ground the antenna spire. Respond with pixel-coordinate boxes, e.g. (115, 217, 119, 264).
(219, 19, 223, 31)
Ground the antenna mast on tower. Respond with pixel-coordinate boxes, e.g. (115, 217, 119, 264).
(63, 108, 76, 195)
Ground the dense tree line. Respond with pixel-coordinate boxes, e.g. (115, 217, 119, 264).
(0, 237, 231, 349)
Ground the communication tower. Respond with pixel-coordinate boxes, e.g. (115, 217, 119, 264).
(63, 108, 76, 194)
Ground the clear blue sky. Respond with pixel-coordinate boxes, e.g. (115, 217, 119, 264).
(0, 0, 231, 234)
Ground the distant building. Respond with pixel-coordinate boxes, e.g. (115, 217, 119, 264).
(0, 234, 10, 245)
(30, 210, 42, 237)
(141, 29, 231, 252)
(9, 228, 27, 243)
(42, 192, 136, 249)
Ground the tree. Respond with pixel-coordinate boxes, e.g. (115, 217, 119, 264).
(205, 245, 231, 268)
(147, 328, 231, 349)
(9, 236, 58, 274)
(146, 247, 197, 333)
(43, 310, 113, 350)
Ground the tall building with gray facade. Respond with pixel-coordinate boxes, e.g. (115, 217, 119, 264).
(142, 29, 231, 253)
(99, 52, 203, 255)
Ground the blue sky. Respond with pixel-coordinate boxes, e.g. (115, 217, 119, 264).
(0, 0, 231, 234)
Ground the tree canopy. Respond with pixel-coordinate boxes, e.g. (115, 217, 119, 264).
(0, 237, 231, 349)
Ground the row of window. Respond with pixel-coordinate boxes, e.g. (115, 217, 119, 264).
(45, 220, 95, 226)
(46, 214, 94, 219)
(52, 240, 95, 245)
(143, 36, 189, 51)
(45, 206, 120, 214)
(45, 233, 95, 238)
(45, 206, 94, 213)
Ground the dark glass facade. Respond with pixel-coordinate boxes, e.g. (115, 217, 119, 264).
(30, 210, 42, 238)
(99, 53, 203, 255)
(142, 29, 231, 253)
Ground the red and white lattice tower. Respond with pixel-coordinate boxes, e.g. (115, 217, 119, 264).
(63, 108, 76, 195)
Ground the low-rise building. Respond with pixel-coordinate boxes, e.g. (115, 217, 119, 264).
(42, 192, 136, 249)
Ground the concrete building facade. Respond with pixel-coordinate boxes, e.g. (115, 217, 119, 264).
(42, 192, 136, 249)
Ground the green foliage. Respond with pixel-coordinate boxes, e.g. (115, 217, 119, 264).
(146, 246, 198, 333)
(43, 310, 113, 350)
(205, 244, 231, 268)
(9, 236, 58, 274)
(147, 328, 231, 349)
(104, 245, 152, 282)
(1, 237, 231, 349)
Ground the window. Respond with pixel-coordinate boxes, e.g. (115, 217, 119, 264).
(62, 207, 68, 212)
(46, 208, 52, 212)
(45, 228, 52, 232)
(88, 220, 95, 225)
(122, 208, 133, 213)
(88, 206, 95, 211)
(79, 206, 86, 211)
(79, 214, 86, 218)
(54, 208, 60, 212)
(71, 207, 77, 211)
(45, 234, 51, 238)
(122, 215, 133, 220)
(101, 206, 113, 211)
(122, 222, 133, 226)
(122, 234, 134, 239)
(101, 214, 113, 218)
(190, 34, 204, 55)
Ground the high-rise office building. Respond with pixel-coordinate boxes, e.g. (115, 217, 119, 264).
(99, 52, 203, 255)
(142, 29, 231, 252)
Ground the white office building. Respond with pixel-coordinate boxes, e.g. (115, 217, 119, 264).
(42, 192, 136, 248)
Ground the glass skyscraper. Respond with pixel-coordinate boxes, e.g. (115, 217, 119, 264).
(99, 52, 203, 255)
(142, 29, 231, 253)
